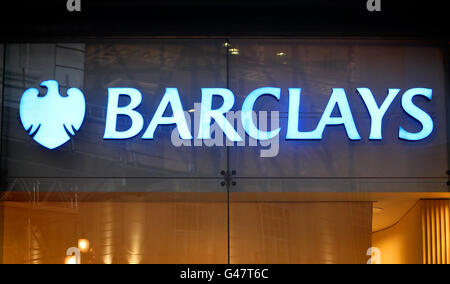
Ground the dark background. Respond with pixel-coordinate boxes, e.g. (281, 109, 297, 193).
(0, 0, 448, 40)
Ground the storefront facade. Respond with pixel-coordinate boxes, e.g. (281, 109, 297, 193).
(0, 38, 449, 264)
(1, 1, 450, 265)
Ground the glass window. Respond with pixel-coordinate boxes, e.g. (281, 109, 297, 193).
(1, 39, 449, 264)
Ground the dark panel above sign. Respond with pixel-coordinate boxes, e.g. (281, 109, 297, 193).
(0, 0, 448, 39)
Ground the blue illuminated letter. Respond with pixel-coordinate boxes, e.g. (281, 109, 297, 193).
(358, 88, 400, 140)
(198, 88, 243, 142)
(287, 88, 361, 140)
(286, 88, 310, 140)
(142, 88, 192, 140)
(316, 89, 361, 140)
(399, 88, 434, 141)
(241, 87, 281, 140)
(104, 88, 144, 139)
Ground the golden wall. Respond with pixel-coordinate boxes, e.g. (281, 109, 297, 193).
(373, 199, 450, 264)
(0, 194, 372, 264)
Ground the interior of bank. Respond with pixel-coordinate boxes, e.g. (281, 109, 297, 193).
(1, 192, 449, 264)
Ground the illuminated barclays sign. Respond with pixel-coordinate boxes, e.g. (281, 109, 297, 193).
(19, 80, 434, 150)
(103, 86, 434, 142)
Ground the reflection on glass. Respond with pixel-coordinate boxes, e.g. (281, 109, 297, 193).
(0, 40, 449, 265)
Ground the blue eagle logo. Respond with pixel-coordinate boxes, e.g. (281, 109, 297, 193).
(19, 80, 86, 150)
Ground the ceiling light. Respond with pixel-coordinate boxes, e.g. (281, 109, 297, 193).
(78, 239, 90, 253)
(229, 48, 240, 55)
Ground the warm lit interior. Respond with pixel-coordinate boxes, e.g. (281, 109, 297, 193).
(1, 192, 448, 264)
